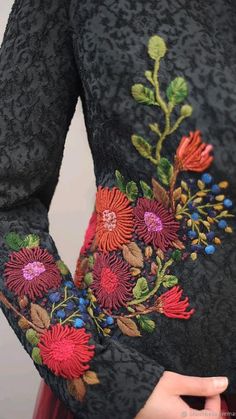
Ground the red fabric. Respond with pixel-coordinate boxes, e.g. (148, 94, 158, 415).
(33, 378, 234, 418)
(32, 379, 74, 419)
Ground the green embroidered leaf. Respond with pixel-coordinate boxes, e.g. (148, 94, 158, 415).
(131, 84, 156, 105)
(133, 277, 149, 299)
(131, 135, 152, 160)
(23, 234, 40, 249)
(148, 35, 167, 60)
(144, 70, 154, 86)
(157, 158, 173, 186)
(180, 104, 193, 117)
(56, 259, 69, 275)
(115, 170, 126, 193)
(4, 232, 24, 251)
(84, 272, 93, 286)
(166, 77, 188, 105)
(26, 329, 40, 346)
(162, 275, 179, 288)
(171, 249, 182, 262)
(140, 180, 154, 199)
(138, 315, 156, 333)
(126, 181, 138, 201)
(88, 255, 94, 269)
(31, 347, 43, 365)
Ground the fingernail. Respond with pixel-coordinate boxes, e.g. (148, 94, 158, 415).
(213, 377, 228, 390)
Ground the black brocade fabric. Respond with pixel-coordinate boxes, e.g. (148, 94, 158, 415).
(0, 0, 236, 418)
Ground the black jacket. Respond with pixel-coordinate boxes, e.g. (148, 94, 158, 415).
(0, 1, 236, 418)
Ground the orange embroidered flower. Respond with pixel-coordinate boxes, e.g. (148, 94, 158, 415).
(95, 186, 134, 252)
(176, 130, 213, 172)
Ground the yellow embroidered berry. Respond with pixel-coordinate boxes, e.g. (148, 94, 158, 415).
(181, 194, 187, 204)
(187, 219, 192, 227)
(207, 216, 214, 223)
(196, 191, 207, 197)
(215, 195, 225, 201)
(225, 226, 233, 233)
(214, 237, 221, 244)
(193, 197, 203, 204)
(202, 221, 211, 228)
(181, 180, 188, 191)
(218, 181, 229, 189)
(176, 215, 183, 220)
(197, 180, 205, 190)
(214, 204, 223, 210)
(191, 252, 197, 261)
(199, 233, 207, 240)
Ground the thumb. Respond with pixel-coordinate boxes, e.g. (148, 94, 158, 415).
(163, 372, 229, 397)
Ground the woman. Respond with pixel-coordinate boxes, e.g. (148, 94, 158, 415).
(0, 0, 235, 418)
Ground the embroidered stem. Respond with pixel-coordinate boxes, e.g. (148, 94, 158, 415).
(127, 258, 174, 306)
(0, 291, 45, 334)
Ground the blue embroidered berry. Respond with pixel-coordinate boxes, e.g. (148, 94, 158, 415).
(205, 245, 216, 255)
(73, 318, 85, 328)
(66, 301, 75, 310)
(223, 199, 233, 209)
(49, 292, 61, 303)
(81, 289, 87, 297)
(82, 313, 89, 322)
(188, 202, 195, 211)
(206, 231, 215, 241)
(79, 297, 86, 305)
(191, 244, 202, 252)
(218, 219, 227, 229)
(64, 281, 73, 289)
(79, 304, 87, 313)
(191, 212, 199, 221)
(106, 316, 114, 326)
(211, 184, 221, 194)
(188, 230, 197, 239)
(201, 173, 212, 184)
(56, 309, 66, 319)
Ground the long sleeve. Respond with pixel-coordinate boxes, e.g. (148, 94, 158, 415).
(0, 1, 165, 419)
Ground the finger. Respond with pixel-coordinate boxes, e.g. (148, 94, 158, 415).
(164, 372, 229, 397)
(204, 394, 221, 414)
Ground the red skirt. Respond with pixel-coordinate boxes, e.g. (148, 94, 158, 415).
(33, 378, 236, 419)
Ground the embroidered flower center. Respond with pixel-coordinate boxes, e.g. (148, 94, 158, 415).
(50, 338, 75, 361)
(102, 210, 117, 231)
(101, 267, 118, 293)
(22, 261, 46, 281)
(144, 211, 163, 232)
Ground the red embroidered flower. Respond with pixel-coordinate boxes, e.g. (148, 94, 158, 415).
(91, 253, 133, 310)
(133, 198, 179, 252)
(80, 212, 97, 255)
(4, 247, 61, 300)
(95, 187, 134, 252)
(176, 130, 213, 172)
(38, 324, 95, 379)
(156, 286, 195, 319)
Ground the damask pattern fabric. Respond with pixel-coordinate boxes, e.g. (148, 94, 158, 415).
(0, 0, 236, 418)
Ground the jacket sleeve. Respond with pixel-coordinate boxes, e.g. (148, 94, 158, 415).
(0, 1, 165, 419)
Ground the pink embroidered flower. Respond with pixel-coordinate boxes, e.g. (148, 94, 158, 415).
(38, 324, 95, 379)
(80, 212, 97, 255)
(176, 130, 213, 172)
(133, 198, 179, 251)
(156, 286, 195, 319)
(91, 253, 133, 311)
(4, 247, 61, 300)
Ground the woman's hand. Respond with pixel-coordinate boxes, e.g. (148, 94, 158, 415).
(135, 371, 229, 419)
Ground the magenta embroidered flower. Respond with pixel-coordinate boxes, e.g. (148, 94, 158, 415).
(91, 253, 133, 311)
(133, 198, 179, 251)
(4, 247, 61, 300)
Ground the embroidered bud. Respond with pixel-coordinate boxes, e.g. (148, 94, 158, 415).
(145, 246, 153, 258)
(180, 104, 193, 117)
(148, 35, 167, 60)
(130, 267, 141, 276)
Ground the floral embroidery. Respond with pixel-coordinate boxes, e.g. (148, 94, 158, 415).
(0, 232, 100, 402)
(4, 247, 61, 300)
(133, 197, 179, 251)
(91, 253, 133, 310)
(38, 324, 95, 379)
(95, 186, 134, 251)
(80, 212, 97, 255)
(71, 34, 234, 338)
